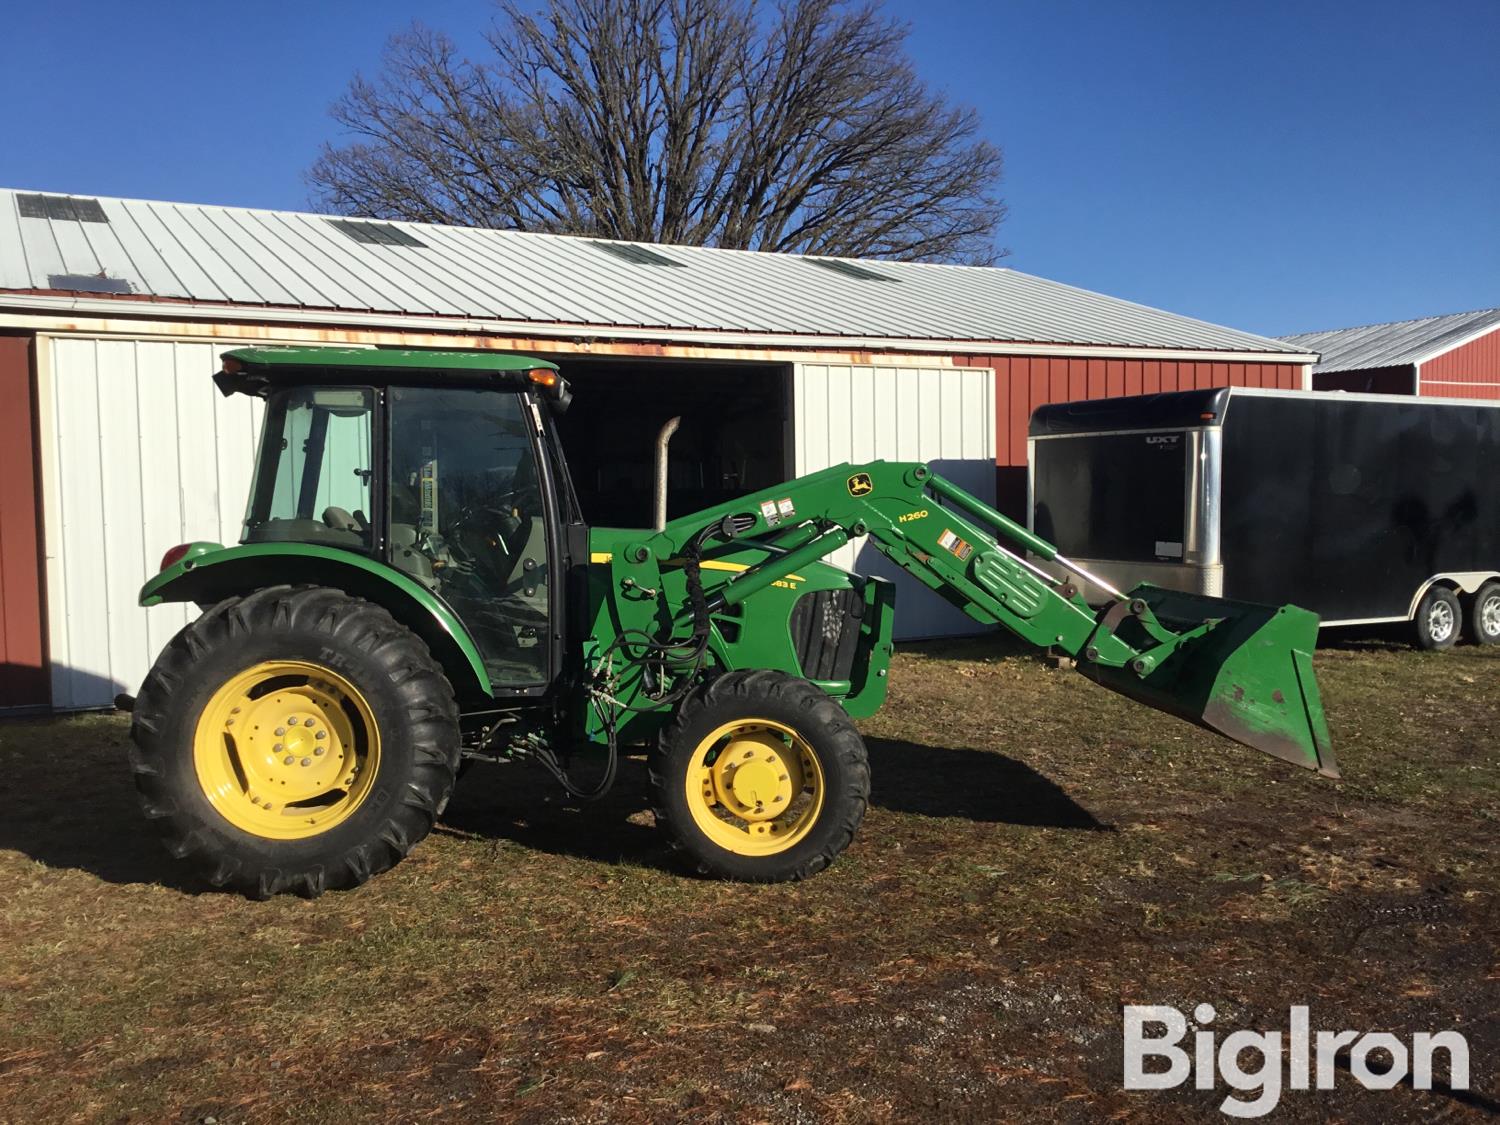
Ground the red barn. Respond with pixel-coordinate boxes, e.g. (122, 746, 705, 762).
(1282, 307, 1500, 399)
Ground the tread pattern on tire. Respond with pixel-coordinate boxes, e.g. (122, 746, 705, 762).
(129, 585, 460, 898)
(1468, 581, 1500, 647)
(649, 669, 870, 882)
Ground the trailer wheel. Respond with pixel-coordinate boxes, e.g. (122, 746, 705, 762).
(129, 586, 460, 897)
(1414, 586, 1462, 650)
(1468, 581, 1500, 646)
(651, 670, 869, 882)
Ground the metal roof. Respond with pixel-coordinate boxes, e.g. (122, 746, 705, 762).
(1280, 307, 1500, 374)
(0, 188, 1309, 357)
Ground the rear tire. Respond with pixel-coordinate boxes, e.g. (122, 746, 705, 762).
(650, 670, 869, 882)
(129, 586, 460, 897)
(1414, 586, 1461, 650)
(1468, 581, 1500, 646)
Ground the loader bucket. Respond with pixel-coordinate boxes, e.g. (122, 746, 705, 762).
(1081, 586, 1338, 778)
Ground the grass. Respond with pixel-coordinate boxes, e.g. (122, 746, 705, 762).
(0, 634, 1497, 1122)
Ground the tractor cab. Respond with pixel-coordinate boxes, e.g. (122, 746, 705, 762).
(217, 347, 579, 692)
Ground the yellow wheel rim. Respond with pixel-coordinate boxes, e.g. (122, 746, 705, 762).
(684, 718, 825, 856)
(193, 660, 381, 840)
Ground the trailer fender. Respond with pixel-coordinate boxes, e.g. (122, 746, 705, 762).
(139, 543, 494, 703)
(1406, 572, 1500, 620)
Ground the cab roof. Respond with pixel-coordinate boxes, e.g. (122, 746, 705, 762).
(214, 347, 569, 409)
(222, 347, 558, 373)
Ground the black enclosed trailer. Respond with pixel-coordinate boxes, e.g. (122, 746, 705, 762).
(1028, 388, 1500, 649)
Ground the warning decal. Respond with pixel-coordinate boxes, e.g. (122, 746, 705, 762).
(759, 499, 780, 526)
(938, 528, 974, 562)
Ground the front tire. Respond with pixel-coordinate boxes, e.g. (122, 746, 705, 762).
(129, 586, 460, 897)
(650, 670, 870, 882)
(1414, 585, 1461, 650)
(1468, 581, 1500, 646)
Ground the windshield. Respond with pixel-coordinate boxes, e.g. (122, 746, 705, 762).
(243, 386, 376, 550)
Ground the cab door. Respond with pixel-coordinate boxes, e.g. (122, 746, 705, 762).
(387, 386, 556, 692)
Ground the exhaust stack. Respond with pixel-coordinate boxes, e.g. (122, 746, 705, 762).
(653, 416, 682, 531)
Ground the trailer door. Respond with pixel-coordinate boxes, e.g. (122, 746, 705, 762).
(1032, 431, 1189, 564)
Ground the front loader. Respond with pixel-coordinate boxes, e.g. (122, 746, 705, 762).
(126, 348, 1335, 897)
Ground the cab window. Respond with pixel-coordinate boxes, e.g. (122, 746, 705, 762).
(243, 387, 375, 549)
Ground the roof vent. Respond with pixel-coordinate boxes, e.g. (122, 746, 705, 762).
(329, 219, 427, 248)
(589, 240, 683, 267)
(18, 193, 109, 223)
(48, 273, 133, 295)
(805, 257, 898, 283)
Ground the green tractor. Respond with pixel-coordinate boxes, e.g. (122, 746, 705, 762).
(125, 348, 1335, 897)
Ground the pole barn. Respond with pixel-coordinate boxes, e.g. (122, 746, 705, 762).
(0, 189, 1315, 710)
(1282, 308, 1500, 399)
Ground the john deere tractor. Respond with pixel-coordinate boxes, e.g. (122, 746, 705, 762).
(125, 348, 1335, 897)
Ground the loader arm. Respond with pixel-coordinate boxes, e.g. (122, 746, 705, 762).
(619, 461, 1336, 776)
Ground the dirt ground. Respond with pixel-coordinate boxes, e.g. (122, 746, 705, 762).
(0, 634, 1496, 1123)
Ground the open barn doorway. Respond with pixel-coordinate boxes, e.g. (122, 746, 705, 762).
(552, 357, 791, 529)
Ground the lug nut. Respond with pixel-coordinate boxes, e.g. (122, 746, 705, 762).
(273, 743, 283, 752)
(287, 717, 299, 726)
(274, 727, 285, 736)
(315, 730, 326, 740)
(284, 755, 295, 765)
(301, 758, 312, 767)
(314, 747, 325, 756)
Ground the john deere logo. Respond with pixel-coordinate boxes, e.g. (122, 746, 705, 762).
(847, 472, 873, 496)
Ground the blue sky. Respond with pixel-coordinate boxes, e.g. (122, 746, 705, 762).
(2, 0, 1495, 336)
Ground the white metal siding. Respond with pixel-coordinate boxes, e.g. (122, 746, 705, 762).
(39, 336, 266, 709)
(793, 363, 996, 639)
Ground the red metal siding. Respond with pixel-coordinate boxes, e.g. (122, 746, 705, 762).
(979, 355, 1304, 471)
(1419, 327, 1500, 401)
(963, 354, 1305, 518)
(0, 334, 47, 709)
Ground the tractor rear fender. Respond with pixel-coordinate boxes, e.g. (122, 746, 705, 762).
(140, 543, 494, 704)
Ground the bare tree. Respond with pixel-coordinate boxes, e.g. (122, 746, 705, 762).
(309, 0, 1005, 264)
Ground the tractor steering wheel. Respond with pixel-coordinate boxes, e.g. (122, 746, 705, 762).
(444, 502, 520, 566)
